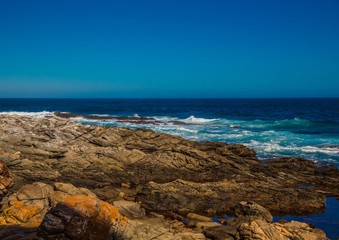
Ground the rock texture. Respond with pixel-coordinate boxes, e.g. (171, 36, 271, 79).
(136, 178, 325, 216)
(203, 201, 327, 240)
(0, 160, 13, 200)
(1, 182, 97, 212)
(37, 195, 129, 240)
(0, 114, 337, 239)
(0, 114, 338, 217)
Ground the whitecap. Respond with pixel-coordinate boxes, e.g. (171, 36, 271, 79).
(183, 115, 216, 124)
(0, 111, 54, 118)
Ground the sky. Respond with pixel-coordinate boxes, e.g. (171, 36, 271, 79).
(0, 0, 338, 98)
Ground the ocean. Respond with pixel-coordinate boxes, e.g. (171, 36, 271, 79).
(1, 98, 338, 166)
(0, 98, 339, 239)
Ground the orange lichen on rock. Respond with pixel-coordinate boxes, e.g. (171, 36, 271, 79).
(99, 200, 128, 227)
(1, 200, 43, 224)
(37, 195, 130, 240)
(63, 195, 99, 218)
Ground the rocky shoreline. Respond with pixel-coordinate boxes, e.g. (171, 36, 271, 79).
(0, 114, 338, 239)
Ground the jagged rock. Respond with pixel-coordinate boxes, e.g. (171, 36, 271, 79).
(137, 179, 326, 216)
(0, 113, 338, 237)
(0, 160, 13, 199)
(0, 114, 260, 189)
(113, 200, 146, 219)
(235, 219, 328, 240)
(0, 201, 44, 224)
(2, 182, 97, 212)
(202, 202, 328, 240)
(234, 201, 273, 223)
(37, 195, 129, 240)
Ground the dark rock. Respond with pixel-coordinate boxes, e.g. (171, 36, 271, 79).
(0, 159, 13, 200)
(234, 201, 273, 223)
(37, 195, 129, 240)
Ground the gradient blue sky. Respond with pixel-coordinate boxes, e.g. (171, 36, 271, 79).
(0, 0, 338, 98)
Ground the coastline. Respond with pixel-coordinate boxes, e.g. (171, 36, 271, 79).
(0, 113, 338, 239)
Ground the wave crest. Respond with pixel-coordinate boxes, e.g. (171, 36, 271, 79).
(183, 115, 216, 124)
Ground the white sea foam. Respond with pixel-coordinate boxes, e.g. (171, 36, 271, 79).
(0, 111, 54, 118)
(153, 116, 180, 122)
(246, 140, 339, 156)
(183, 115, 216, 124)
(89, 114, 111, 117)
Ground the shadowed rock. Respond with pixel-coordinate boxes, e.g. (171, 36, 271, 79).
(37, 195, 129, 240)
(0, 159, 13, 200)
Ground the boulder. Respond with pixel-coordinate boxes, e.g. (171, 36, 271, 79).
(37, 195, 129, 240)
(201, 202, 328, 240)
(235, 219, 328, 240)
(234, 201, 273, 223)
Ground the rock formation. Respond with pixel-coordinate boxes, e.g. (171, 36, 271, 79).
(0, 114, 337, 239)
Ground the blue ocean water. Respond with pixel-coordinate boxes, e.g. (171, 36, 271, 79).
(1, 98, 338, 166)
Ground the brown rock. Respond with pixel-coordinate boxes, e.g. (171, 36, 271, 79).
(113, 200, 146, 219)
(2, 182, 96, 211)
(0, 114, 338, 226)
(1, 201, 43, 224)
(37, 195, 129, 240)
(235, 219, 328, 240)
(137, 179, 325, 216)
(234, 201, 273, 223)
(0, 159, 13, 199)
(187, 213, 212, 222)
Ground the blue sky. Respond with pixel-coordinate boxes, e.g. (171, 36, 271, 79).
(0, 0, 338, 98)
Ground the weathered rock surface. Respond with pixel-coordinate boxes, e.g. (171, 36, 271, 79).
(0, 160, 13, 200)
(113, 200, 146, 219)
(235, 219, 327, 240)
(0, 201, 43, 225)
(136, 179, 325, 216)
(234, 201, 273, 223)
(0, 114, 337, 239)
(1, 182, 97, 212)
(37, 195, 129, 240)
(0, 114, 338, 218)
(203, 201, 328, 240)
(0, 114, 258, 189)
